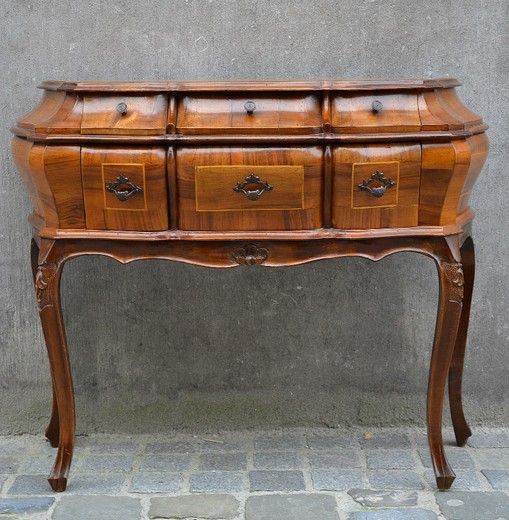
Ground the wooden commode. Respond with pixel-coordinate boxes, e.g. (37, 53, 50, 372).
(11, 79, 489, 492)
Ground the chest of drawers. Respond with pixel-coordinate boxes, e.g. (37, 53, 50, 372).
(11, 79, 489, 492)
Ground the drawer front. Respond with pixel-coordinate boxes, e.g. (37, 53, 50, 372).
(177, 93, 322, 134)
(331, 92, 421, 132)
(177, 146, 323, 230)
(81, 94, 168, 135)
(82, 147, 168, 231)
(332, 144, 421, 229)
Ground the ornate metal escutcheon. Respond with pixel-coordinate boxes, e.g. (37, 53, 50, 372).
(233, 174, 273, 201)
(233, 244, 269, 266)
(106, 175, 143, 202)
(358, 170, 396, 198)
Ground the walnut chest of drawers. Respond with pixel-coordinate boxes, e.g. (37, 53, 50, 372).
(11, 79, 489, 492)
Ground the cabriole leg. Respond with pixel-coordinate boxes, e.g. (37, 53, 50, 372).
(31, 240, 60, 447)
(31, 240, 60, 448)
(33, 246, 75, 492)
(428, 244, 464, 490)
(449, 236, 474, 447)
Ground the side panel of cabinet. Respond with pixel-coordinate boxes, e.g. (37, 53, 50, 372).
(176, 146, 323, 231)
(332, 144, 421, 229)
(81, 147, 168, 231)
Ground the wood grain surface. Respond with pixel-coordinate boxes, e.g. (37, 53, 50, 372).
(177, 146, 323, 230)
(81, 146, 168, 230)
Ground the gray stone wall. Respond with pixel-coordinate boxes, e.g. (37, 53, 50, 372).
(1, 0, 507, 433)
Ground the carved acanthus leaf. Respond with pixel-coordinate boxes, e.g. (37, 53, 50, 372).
(35, 263, 58, 311)
(442, 261, 464, 303)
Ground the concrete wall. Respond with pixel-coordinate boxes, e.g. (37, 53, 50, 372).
(1, 0, 507, 434)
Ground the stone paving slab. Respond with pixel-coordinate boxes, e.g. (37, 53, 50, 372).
(349, 510, 438, 519)
(366, 449, 416, 469)
(468, 431, 509, 448)
(52, 496, 141, 520)
(306, 432, 358, 449)
(0, 457, 19, 474)
(418, 447, 475, 469)
(435, 490, 509, 520)
(149, 494, 239, 519)
(199, 452, 247, 471)
(130, 473, 183, 493)
(367, 470, 424, 490)
(347, 489, 418, 507)
(359, 431, 412, 449)
(245, 494, 340, 520)
(481, 469, 509, 489)
(140, 454, 192, 472)
(78, 454, 135, 473)
(310, 450, 362, 469)
(312, 469, 364, 490)
(253, 450, 305, 469)
(471, 448, 509, 469)
(0, 497, 54, 515)
(249, 470, 305, 491)
(190, 471, 245, 493)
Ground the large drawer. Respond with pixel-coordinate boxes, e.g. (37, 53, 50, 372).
(177, 93, 322, 134)
(177, 146, 323, 230)
(81, 147, 168, 231)
(332, 143, 421, 229)
(331, 92, 421, 133)
(81, 94, 168, 135)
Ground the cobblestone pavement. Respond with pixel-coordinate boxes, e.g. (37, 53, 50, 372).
(1, 427, 509, 519)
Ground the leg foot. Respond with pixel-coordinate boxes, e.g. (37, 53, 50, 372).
(48, 476, 68, 492)
(436, 474, 456, 491)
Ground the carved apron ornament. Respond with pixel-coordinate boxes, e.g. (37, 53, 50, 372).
(35, 263, 58, 311)
(442, 261, 464, 303)
(233, 244, 269, 266)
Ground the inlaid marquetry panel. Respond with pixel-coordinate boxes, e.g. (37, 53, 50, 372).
(332, 144, 421, 229)
(177, 146, 323, 230)
(81, 147, 168, 231)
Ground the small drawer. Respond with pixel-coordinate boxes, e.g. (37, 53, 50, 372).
(177, 93, 322, 134)
(332, 143, 421, 229)
(332, 92, 421, 132)
(177, 146, 323, 230)
(81, 147, 168, 231)
(81, 94, 168, 135)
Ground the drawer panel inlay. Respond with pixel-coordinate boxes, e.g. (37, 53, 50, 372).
(195, 165, 304, 212)
(82, 147, 168, 231)
(332, 144, 421, 229)
(177, 146, 323, 231)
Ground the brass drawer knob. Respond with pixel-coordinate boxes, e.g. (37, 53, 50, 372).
(371, 100, 383, 113)
(233, 174, 273, 200)
(116, 102, 128, 115)
(244, 100, 256, 114)
(105, 175, 142, 201)
(358, 170, 395, 198)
